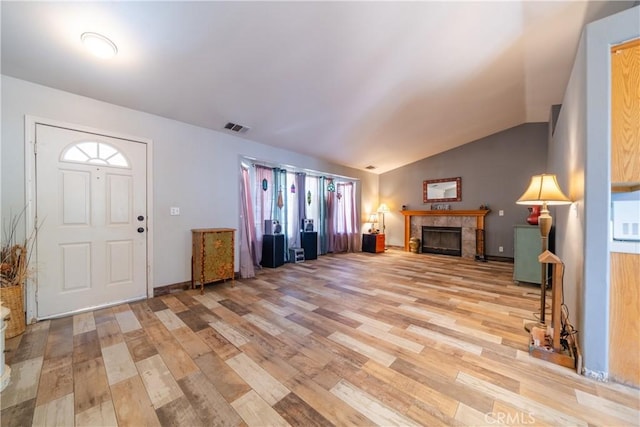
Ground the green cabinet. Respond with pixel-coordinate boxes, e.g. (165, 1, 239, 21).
(513, 225, 543, 284)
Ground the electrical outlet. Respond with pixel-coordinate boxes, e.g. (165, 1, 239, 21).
(499, 210, 504, 216)
(498, 246, 504, 253)
(170, 207, 180, 216)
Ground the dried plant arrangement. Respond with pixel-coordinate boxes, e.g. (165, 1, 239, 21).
(1, 208, 32, 287)
(1, 207, 33, 337)
(0, 244, 28, 288)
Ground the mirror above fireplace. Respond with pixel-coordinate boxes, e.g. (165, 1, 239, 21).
(422, 177, 461, 203)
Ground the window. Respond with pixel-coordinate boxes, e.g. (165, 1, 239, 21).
(244, 160, 360, 257)
(61, 141, 129, 168)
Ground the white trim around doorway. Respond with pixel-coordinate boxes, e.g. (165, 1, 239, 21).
(24, 115, 154, 323)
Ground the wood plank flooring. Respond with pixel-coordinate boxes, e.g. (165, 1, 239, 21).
(2, 249, 639, 426)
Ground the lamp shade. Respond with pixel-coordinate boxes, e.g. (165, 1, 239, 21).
(368, 213, 378, 223)
(377, 203, 390, 213)
(516, 174, 571, 205)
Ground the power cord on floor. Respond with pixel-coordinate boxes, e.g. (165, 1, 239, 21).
(530, 263, 578, 350)
(559, 261, 578, 350)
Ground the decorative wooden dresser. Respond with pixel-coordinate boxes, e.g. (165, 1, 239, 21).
(191, 228, 235, 293)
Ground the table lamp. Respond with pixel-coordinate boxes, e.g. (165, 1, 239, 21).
(368, 213, 378, 233)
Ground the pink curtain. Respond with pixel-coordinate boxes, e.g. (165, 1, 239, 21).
(239, 167, 256, 278)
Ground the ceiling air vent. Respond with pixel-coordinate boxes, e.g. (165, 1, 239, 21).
(224, 122, 250, 133)
(365, 165, 376, 170)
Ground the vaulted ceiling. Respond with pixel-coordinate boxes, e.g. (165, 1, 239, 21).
(1, 1, 633, 174)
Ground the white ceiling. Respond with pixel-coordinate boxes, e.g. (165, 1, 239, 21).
(1, 1, 633, 174)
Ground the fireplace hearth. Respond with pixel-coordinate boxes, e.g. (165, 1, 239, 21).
(422, 226, 462, 256)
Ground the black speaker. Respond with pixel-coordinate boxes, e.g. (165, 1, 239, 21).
(302, 218, 314, 232)
(262, 234, 284, 268)
(264, 219, 282, 234)
(301, 231, 318, 260)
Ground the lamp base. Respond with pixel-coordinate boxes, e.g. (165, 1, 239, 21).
(528, 326, 581, 372)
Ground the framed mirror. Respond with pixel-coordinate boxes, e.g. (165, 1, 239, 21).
(423, 177, 461, 203)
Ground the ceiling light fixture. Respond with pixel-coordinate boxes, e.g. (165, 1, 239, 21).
(81, 32, 118, 59)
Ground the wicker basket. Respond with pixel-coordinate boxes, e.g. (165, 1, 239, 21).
(0, 284, 25, 339)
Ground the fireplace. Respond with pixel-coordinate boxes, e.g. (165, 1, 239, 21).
(401, 209, 489, 259)
(422, 226, 462, 256)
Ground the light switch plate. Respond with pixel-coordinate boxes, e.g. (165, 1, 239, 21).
(170, 207, 180, 216)
(499, 210, 504, 216)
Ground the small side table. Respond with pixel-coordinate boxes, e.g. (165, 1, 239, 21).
(362, 233, 385, 253)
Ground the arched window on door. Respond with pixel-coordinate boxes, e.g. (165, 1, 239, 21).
(60, 141, 130, 168)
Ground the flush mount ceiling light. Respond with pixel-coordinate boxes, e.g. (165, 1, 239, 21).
(81, 32, 118, 59)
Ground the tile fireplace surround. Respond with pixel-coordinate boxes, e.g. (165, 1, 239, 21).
(400, 210, 490, 259)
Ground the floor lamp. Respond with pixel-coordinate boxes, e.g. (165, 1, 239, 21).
(516, 174, 571, 325)
(377, 203, 390, 248)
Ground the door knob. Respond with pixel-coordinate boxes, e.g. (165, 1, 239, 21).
(137, 227, 145, 233)
(137, 215, 144, 221)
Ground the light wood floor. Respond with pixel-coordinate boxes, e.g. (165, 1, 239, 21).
(2, 249, 639, 426)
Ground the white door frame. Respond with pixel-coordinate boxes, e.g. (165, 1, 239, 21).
(24, 115, 154, 323)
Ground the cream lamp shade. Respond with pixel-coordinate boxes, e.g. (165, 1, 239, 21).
(516, 174, 570, 206)
(377, 203, 390, 213)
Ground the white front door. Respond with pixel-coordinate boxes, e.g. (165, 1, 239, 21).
(35, 124, 148, 318)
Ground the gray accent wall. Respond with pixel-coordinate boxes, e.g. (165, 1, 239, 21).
(379, 123, 548, 258)
(549, 6, 639, 378)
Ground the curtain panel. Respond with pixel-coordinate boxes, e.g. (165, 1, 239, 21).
(318, 177, 328, 255)
(332, 182, 359, 253)
(254, 165, 274, 262)
(239, 166, 257, 277)
(286, 171, 305, 250)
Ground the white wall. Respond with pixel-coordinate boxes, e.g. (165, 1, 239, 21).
(1, 75, 377, 288)
(549, 6, 639, 378)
